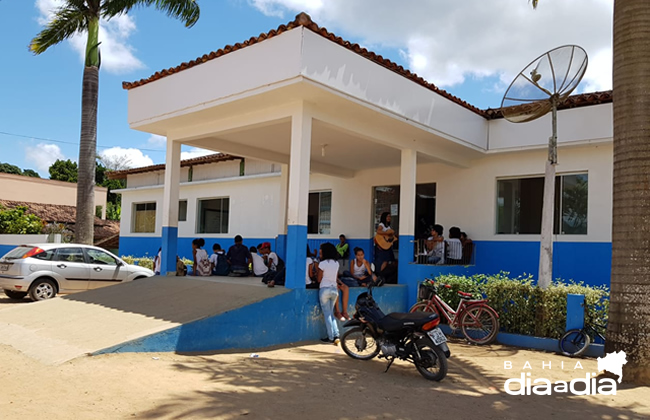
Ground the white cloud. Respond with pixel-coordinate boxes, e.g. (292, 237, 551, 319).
(25, 143, 66, 173)
(181, 147, 217, 160)
(249, 0, 613, 94)
(147, 134, 167, 147)
(35, 0, 144, 74)
(99, 147, 154, 168)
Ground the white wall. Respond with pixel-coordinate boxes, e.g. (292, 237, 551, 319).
(127, 29, 303, 127)
(301, 30, 488, 150)
(120, 174, 281, 239)
(488, 103, 613, 151)
(119, 144, 611, 243)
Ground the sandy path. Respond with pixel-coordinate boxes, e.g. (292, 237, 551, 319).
(1, 295, 649, 419)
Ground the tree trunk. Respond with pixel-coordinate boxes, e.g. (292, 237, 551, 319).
(607, 0, 650, 385)
(75, 17, 100, 246)
(75, 65, 98, 245)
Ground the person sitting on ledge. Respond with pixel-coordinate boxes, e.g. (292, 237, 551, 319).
(341, 247, 376, 287)
(250, 246, 268, 277)
(227, 235, 252, 277)
(210, 243, 230, 276)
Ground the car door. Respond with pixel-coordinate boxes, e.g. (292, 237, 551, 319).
(84, 248, 128, 289)
(52, 247, 90, 291)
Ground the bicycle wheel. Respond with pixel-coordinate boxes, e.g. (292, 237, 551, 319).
(559, 329, 590, 357)
(409, 301, 439, 315)
(460, 305, 499, 345)
(340, 327, 380, 360)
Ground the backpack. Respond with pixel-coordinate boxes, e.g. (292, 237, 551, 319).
(213, 253, 230, 276)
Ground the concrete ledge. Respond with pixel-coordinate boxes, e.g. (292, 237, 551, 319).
(95, 285, 408, 354)
(439, 325, 605, 358)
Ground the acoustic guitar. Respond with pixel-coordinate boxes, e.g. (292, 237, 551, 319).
(374, 230, 396, 250)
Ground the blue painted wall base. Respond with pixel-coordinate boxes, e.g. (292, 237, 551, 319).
(94, 285, 408, 354)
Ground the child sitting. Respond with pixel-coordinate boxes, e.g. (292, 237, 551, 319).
(210, 244, 230, 276)
(340, 247, 376, 287)
(250, 246, 269, 277)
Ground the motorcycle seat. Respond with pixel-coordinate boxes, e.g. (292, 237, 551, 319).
(379, 312, 438, 332)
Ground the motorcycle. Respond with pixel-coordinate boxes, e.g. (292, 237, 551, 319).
(340, 284, 450, 381)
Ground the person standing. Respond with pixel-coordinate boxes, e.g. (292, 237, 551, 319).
(375, 212, 396, 273)
(317, 243, 341, 344)
(153, 247, 162, 276)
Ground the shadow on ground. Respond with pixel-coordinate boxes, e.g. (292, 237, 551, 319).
(136, 344, 648, 420)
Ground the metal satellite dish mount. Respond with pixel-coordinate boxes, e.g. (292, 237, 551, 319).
(501, 45, 588, 288)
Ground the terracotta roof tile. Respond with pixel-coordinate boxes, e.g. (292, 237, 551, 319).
(107, 153, 240, 179)
(484, 90, 613, 120)
(122, 12, 487, 116)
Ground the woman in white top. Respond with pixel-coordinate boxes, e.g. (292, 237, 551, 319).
(317, 243, 341, 344)
(341, 247, 376, 287)
(446, 226, 463, 264)
(153, 247, 162, 275)
(375, 212, 396, 274)
(192, 238, 211, 276)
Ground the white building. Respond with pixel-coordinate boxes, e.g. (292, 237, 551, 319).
(113, 13, 613, 292)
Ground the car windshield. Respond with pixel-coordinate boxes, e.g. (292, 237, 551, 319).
(1, 246, 35, 260)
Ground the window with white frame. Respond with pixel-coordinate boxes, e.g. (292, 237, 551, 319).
(197, 197, 229, 234)
(308, 191, 332, 234)
(496, 173, 588, 235)
(133, 202, 156, 233)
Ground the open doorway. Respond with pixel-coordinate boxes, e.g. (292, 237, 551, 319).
(372, 183, 437, 238)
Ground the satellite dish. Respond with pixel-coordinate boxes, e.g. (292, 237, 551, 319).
(501, 45, 588, 124)
(500, 45, 588, 289)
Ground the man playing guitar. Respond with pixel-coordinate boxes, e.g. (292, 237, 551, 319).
(374, 212, 397, 273)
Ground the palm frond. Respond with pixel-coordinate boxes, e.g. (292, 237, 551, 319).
(530, 0, 539, 9)
(101, 0, 200, 28)
(29, 5, 88, 54)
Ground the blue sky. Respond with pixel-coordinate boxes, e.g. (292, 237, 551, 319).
(0, 1, 613, 177)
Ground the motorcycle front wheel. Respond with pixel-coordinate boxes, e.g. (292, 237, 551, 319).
(414, 341, 448, 381)
(341, 327, 380, 360)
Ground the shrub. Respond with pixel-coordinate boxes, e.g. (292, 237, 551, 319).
(0, 205, 44, 234)
(424, 273, 609, 339)
(121, 256, 154, 270)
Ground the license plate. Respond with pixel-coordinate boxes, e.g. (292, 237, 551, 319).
(0, 264, 8, 271)
(428, 328, 447, 345)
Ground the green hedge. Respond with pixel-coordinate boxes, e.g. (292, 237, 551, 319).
(121, 256, 193, 272)
(422, 273, 609, 339)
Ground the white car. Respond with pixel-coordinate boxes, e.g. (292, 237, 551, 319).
(0, 244, 154, 301)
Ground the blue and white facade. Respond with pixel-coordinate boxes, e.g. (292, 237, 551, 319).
(116, 15, 613, 301)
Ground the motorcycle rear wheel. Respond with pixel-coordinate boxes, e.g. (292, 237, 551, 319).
(341, 327, 380, 360)
(414, 341, 448, 381)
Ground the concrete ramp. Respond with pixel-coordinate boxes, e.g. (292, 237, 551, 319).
(0, 276, 287, 365)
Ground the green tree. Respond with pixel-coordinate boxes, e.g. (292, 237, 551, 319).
(31, 0, 201, 244)
(49, 159, 78, 183)
(0, 162, 23, 175)
(0, 205, 44, 234)
(533, 0, 650, 385)
(21, 169, 41, 178)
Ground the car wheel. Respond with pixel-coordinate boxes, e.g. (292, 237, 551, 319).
(4, 290, 27, 300)
(29, 278, 57, 301)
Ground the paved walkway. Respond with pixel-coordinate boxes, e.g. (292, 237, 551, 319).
(0, 276, 286, 365)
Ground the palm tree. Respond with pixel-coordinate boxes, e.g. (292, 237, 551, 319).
(533, 0, 650, 385)
(30, 0, 200, 244)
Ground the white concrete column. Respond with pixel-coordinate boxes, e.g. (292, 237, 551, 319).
(398, 149, 417, 288)
(399, 149, 417, 237)
(276, 164, 289, 260)
(278, 164, 289, 235)
(161, 139, 181, 276)
(285, 105, 312, 289)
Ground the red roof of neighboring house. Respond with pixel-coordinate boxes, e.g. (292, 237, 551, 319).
(484, 90, 613, 119)
(107, 153, 240, 179)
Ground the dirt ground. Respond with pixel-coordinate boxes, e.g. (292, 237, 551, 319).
(1, 295, 649, 420)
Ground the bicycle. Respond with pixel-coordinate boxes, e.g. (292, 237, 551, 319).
(558, 305, 606, 357)
(409, 278, 500, 345)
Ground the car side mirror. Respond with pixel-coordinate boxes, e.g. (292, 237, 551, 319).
(117, 260, 124, 267)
